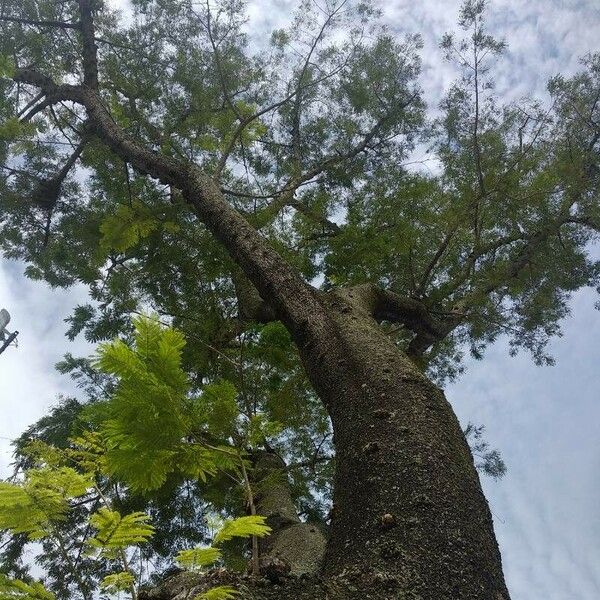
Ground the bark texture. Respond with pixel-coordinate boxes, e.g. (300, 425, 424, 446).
(279, 287, 511, 599)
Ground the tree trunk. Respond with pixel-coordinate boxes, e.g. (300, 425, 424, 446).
(84, 129, 510, 599)
(285, 288, 511, 599)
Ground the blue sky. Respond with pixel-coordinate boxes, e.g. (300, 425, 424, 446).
(1, 1, 599, 598)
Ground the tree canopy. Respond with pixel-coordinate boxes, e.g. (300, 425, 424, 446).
(0, 0, 598, 598)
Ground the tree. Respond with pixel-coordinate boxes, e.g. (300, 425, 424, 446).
(0, 0, 598, 597)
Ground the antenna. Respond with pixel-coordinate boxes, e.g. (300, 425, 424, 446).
(0, 308, 19, 356)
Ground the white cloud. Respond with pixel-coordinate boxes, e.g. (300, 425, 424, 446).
(0, 264, 92, 475)
(449, 287, 600, 599)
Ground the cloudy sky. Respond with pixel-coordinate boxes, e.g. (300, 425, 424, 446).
(1, 0, 599, 598)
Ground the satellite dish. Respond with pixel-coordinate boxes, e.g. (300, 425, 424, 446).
(0, 308, 10, 335)
(0, 308, 18, 355)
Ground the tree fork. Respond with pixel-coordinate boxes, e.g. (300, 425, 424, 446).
(253, 451, 326, 577)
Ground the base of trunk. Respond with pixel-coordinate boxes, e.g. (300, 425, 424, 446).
(138, 569, 434, 600)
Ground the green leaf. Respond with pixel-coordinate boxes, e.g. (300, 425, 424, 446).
(67, 431, 107, 476)
(0, 55, 15, 79)
(0, 118, 28, 142)
(175, 547, 221, 571)
(213, 516, 271, 545)
(95, 316, 195, 491)
(99, 202, 159, 253)
(0, 575, 55, 600)
(200, 380, 239, 437)
(0, 467, 91, 539)
(247, 414, 284, 447)
(99, 572, 135, 594)
(175, 444, 218, 482)
(88, 508, 154, 556)
(195, 586, 240, 600)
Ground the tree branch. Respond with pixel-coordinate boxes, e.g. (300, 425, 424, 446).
(212, 7, 356, 180)
(31, 138, 87, 211)
(232, 270, 277, 324)
(77, 0, 99, 89)
(416, 224, 458, 295)
(12, 74, 327, 340)
(252, 114, 390, 229)
(345, 283, 463, 359)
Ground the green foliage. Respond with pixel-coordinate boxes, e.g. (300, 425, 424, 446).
(174, 516, 270, 599)
(99, 202, 160, 253)
(67, 431, 107, 476)
(175, 547, 222, 571)
(88, 508, 154, 557)
(195, 587, 239, 600)
(199, 381, 239, 438)
(0, 468, 91, 539)
(212, 516, 271, 545)
(0, 55, 15, 78)
(175, 514, 270, 589)
(246, 415, 284, 448)
(175, 517, 270, 572)
(99, 572, 135, 594)
(0, 118, 37, 142)
(99, 201, 180, 254)
(0, 575, 55, 600)
(464, 423, 507, 480)
(94, 316, 205, 491)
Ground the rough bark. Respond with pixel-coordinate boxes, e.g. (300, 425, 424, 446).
(284, 289, 510, 599)
(146, 293, 510, 598)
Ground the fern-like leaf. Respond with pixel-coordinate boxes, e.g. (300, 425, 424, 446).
(213, 516, 271, 545)
(88, 508, 154, 556)
(0, 468, 91, 539)
(175, 547, 221, 572)
(68, 431, 107, 476)
(0, 574, 55, 600)
(195, 586, 239, 600)
(99, 572, 135, 594)
(94, 317, 198, 492)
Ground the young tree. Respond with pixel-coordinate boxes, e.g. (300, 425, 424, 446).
(0, 0, 598, 598)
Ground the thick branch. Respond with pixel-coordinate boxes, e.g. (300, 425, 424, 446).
(13, 70, 328, 340)
(31, 139, 86, 210)
(232, 270, 277, 324)
(416, 224, 457, 295)
(253, 451, 326, 577)
(345, 283, 463, 358)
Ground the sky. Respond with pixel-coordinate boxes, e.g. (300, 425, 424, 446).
(1, 0, 599, 598)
